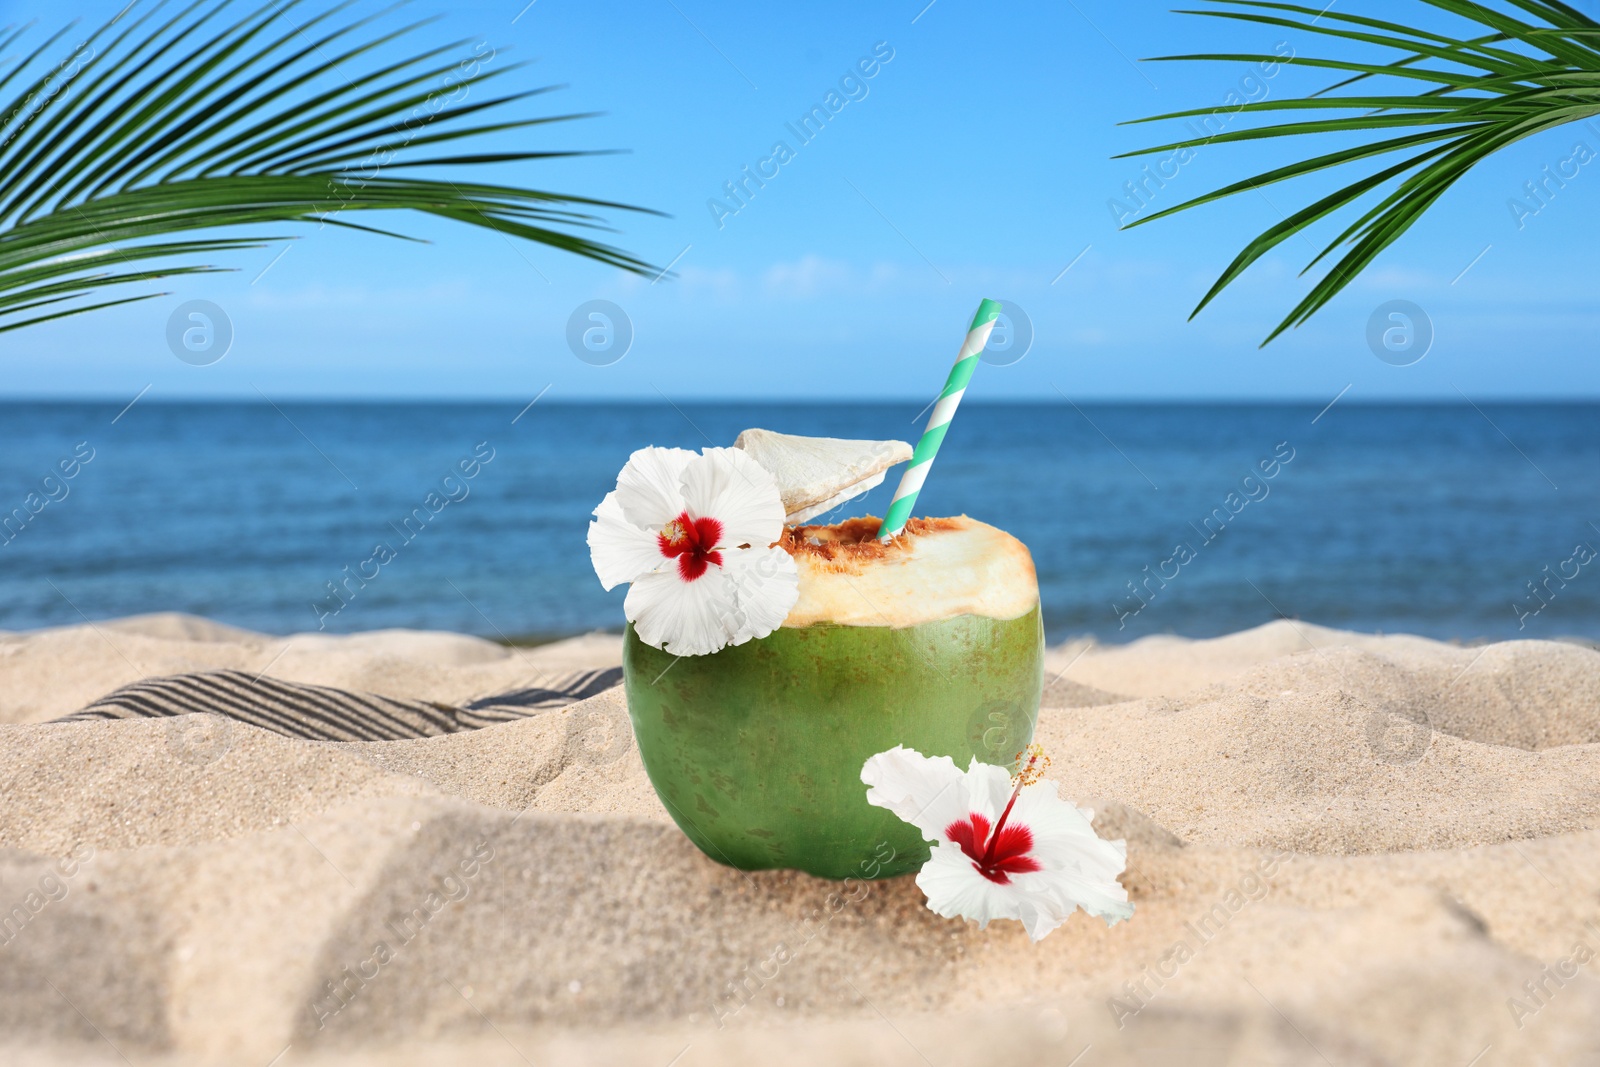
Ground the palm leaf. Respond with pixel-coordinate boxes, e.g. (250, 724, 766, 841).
(1124, 0, 1600, 345)
(0, 0, 661, 334)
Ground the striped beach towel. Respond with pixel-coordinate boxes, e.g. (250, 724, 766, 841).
(53, 667, 623, 743)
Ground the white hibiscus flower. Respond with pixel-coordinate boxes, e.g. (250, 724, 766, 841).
(587, 446, 799, 656)
(862, 744, 1134, 941)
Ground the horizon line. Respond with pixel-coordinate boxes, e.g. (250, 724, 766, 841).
(2, 395, 1600, 406)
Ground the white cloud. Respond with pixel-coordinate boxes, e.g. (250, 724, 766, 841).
(760, 254, 853, 298)
(1358, 264, 1440, 292)
(245, 279, 472, 311)
(671, 264, 742, 301)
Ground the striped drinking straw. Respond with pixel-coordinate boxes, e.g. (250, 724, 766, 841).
(878, 298, 1003, 541)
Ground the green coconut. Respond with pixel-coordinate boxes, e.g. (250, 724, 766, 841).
(623, 515, 1044, 880)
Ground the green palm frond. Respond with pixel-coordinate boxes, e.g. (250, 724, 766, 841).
(1122, 0, 1600, 345)
(0, 0, 660, 334)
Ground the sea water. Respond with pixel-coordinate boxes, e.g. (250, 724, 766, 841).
(0, 400, 1595, 644)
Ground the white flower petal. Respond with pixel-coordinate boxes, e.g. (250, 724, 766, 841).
(917, 838, 1122, 943)
(679, 447, 785, 549)
(961, 757, 1015, 824)
(916, 844, 1023, 927)
(916, 843, 1087, 941)
(1009, 783, 1135, 928)
(625, 566, 738, 657)
(860, 746, 974, 844)
(588, 491, 668, 591)
(1017, 868, 1134, 931)
(615, 447, 697, 529)
(717, 546, 799, 646)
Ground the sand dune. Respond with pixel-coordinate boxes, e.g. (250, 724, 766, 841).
(4, 616, 1600, 1065)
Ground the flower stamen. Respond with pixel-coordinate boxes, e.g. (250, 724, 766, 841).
(1012, 743, 1050, 788)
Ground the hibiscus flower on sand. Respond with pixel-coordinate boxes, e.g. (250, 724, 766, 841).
(862, 743, 1134, 941)
(588, 446, 799, 656)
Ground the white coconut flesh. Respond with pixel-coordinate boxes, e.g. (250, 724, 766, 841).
(783, 516, 1039, 629)
(734, 428, 913, 524)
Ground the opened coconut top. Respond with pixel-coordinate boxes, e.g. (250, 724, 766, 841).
(734, 428, 913, 524)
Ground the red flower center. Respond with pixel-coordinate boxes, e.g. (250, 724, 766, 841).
(658, 510, 724, 582)
(944, 789, 1040, 885)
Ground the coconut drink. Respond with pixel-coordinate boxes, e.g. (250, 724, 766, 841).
(624, 511, 1043, 879)
(588, 299, 1131, 935)
(590, 423, 1044, 879)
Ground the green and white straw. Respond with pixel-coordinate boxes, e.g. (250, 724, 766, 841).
(878, 298, 1003, 541)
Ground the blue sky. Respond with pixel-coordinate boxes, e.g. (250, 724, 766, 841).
(4, 0, 1599, 400)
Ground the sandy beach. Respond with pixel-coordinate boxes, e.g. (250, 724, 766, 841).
(3, 0, 1595, 1061)
(4, 614, 1600, 1065)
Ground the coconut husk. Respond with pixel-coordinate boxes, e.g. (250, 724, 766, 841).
(733, 428, 912, 524)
